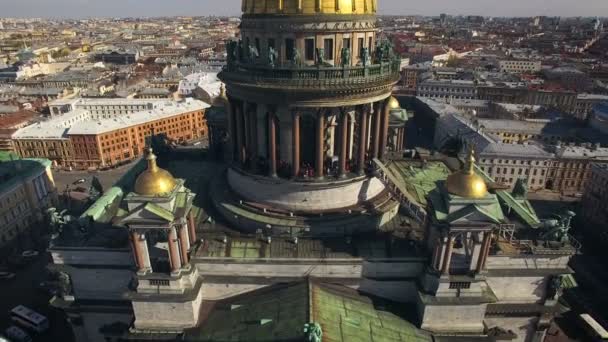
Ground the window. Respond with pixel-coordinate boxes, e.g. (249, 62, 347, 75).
(268, 38, 275, 49)
(323, 38, 334, 60)
(449, 282, 471, 289)
(305, 38, 315, 60)
(368, 37, 373, 51)
(285, 38, 295, 61)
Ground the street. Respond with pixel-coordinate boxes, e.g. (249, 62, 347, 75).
(0, 255, 74, 342)
(52, 159, 139, 194)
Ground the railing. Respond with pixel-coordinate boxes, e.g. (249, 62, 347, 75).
(220, 59, 401, 86)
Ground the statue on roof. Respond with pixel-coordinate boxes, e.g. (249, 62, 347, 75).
(226, 40, 238, 68)
(340, 47, 350, 67)
(267, 46, 278, 68)
(316, 48, 325, 66)
(303, 322, 322, 342)
(540, 210, 576, 247)
(511, 178, 529, 199)
(361, 47, 370, 67)
(291, 47, 302, 66)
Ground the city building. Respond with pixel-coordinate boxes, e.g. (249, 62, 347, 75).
(0, 153, 57, 249)
(417, 79, 477, 100)
(93, 48, 139, 65)
(12, 98, 208, 169)
(574, 94, 608, 120)
(429, 98, 608, 193)
(580, 163, 608, 227)
(499, 59, 542, 74)
(590, 101, 608, 135)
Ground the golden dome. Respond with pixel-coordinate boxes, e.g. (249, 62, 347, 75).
(387, 96, 401, 110)
(242, 0, 377, 15)
(134, 149, 177, 196)
(212, 84, 229, 107)
(446, 147, 488, 199)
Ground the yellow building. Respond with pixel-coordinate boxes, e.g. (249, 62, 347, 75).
(0, 153, 57, 247)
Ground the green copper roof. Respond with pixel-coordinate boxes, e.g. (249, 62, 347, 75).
(474, 165, 541, 227)
(143, 202, 174, 222)
(80, 186, 124, 223)
(312, 283, 432, 342)
(384, 160, 451, 207)
(183, 280, 432, 342)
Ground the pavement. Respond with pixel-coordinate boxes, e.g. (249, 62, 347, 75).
(52, 159, 140, 194)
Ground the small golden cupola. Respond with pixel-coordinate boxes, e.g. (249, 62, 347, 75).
(211, 84, 229, 108)
(134, 148, 177, 196)
(387, 96, 401, 110)
(446, 146, 488, 199)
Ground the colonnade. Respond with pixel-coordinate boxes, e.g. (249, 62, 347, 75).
(129, 211, 198, 274)
(431, 230, 494, 275)
(228, 97, 395, 180)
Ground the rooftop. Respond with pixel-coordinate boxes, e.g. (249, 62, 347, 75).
(0, 152, 51, 194)
(183, 279, 431, 342)
(13, 98, 209, 138)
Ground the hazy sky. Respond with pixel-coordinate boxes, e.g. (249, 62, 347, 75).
(1, 0, 606, 18)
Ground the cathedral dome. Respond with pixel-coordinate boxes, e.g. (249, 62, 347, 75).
(134, 149, 177, 196)
(446, 148, 488, 199)
(242, 0, 377, 15)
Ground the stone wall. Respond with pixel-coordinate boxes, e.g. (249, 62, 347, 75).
(227, 168, 385, 212)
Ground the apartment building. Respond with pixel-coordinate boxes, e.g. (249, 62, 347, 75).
(0, 155, 57, 248)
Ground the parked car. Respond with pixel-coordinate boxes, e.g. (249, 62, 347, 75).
(0, 272, 16, 281)
(4, 326, 32, 342)
(72, 178, 87, 185)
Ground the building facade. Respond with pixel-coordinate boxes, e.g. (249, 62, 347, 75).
(0, 156, 57, 248)
(13, 99, 208, 169)
(499, 59, 542, 73)
(417, 79, 477, 100)
(580, 163, 608, 226)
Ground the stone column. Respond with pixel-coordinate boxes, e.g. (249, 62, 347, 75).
(268, 112, 278, 177)
(379, 101, 390, 160)
(339, 110, 349, 178)
(292, 112, 301, 178)
(470, 233, 483, 272)
(476, 232, 491, 273)
(227, 100, 236, 162)
(130, 231, 145, 272)
(167, 227, 182, 273)
(243, 104, 251, 158)
(441, 235, 455, 275)
(249, 108, 258, 162)
(187, 211, 197, 243)
(432, 239, 442, 271)
(315, 112, 325, 179)
(357, 109, 368, 175)
(482, 231, 493, 271)
(235, 103, 246, 165)
(178, 225, 190, 266)
(370, 103, 381, 159)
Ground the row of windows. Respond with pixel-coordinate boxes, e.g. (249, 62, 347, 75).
(481, 159, 548, 166)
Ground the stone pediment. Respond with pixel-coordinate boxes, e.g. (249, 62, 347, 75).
(119, 202, 175, 225)
(446, 204, 502, 225)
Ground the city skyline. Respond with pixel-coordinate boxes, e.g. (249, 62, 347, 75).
(1, 0, 607, 19)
